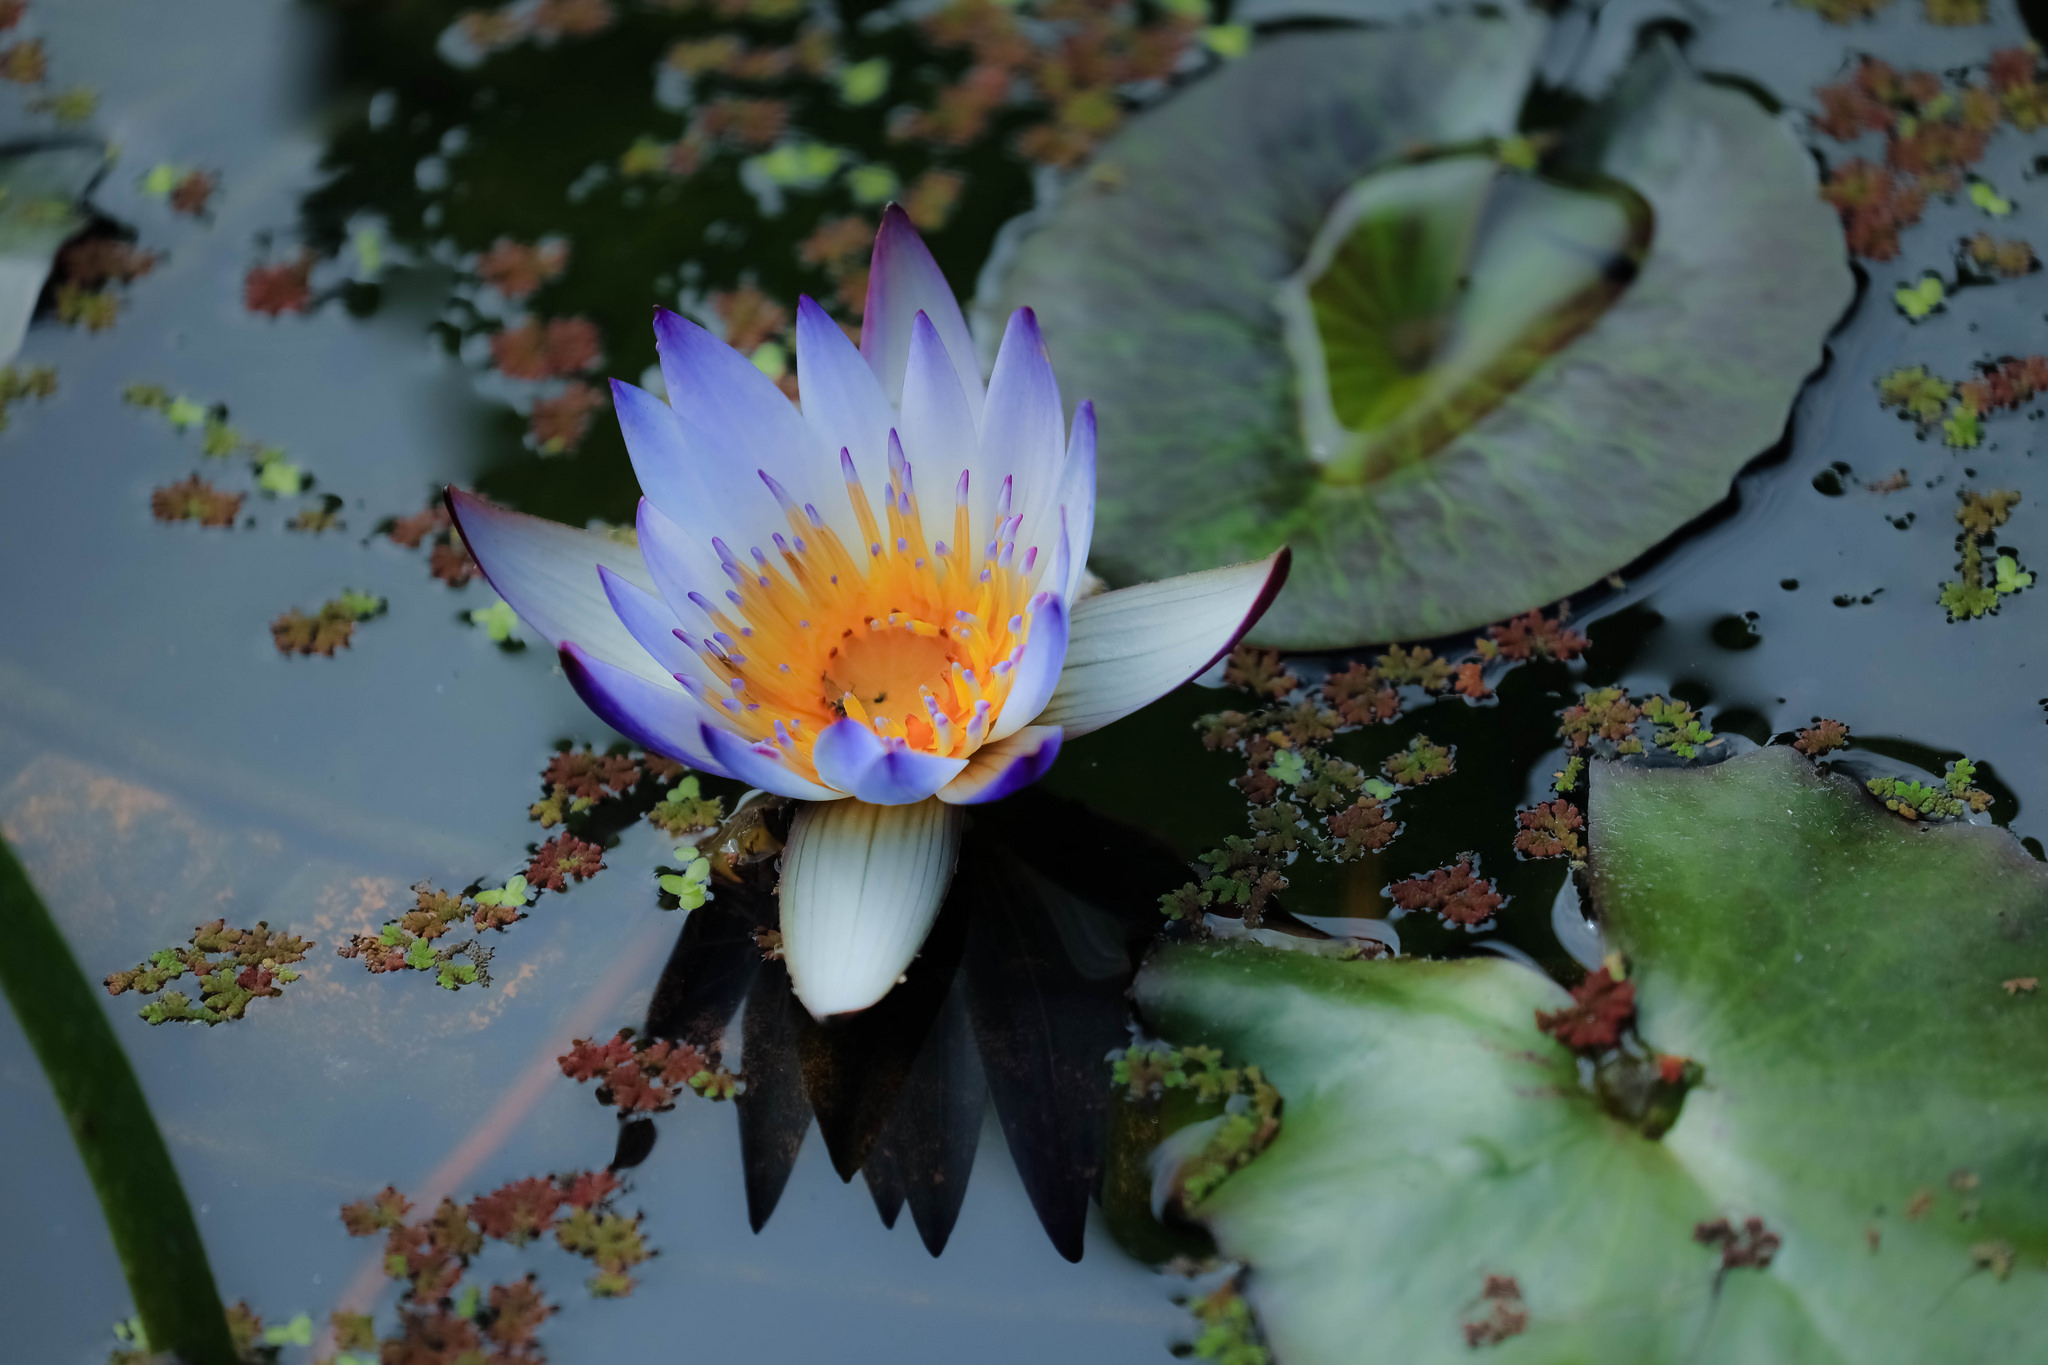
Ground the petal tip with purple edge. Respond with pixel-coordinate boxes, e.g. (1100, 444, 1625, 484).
(1198, 545, 1292, 675)
(1033, 548, 1294, 741)
(937, 725, 1064, 805)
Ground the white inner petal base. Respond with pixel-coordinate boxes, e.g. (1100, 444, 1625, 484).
(779, 796, 965, 1018)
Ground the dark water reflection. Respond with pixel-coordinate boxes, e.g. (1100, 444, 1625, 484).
(638, 791, 1181, 1261)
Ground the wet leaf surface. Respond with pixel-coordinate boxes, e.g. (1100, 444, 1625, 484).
(1133, 747, 2048, 1362)
(990, 24, 1852, 647)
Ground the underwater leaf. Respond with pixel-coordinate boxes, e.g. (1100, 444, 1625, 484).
(987, 24, 1851, 646)
(1131, 748, 2048, 1363)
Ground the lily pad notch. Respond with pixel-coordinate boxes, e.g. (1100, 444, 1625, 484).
(989, 20, 1853, 646)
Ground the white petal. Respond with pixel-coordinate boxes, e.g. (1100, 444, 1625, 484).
(596, 564, 726, 699)
(861, 205, 984, 424)
(1057, 401, 1097, 604)
(653, 308, 856, 553)
(937, 726, 1063, 805)
(980, 307, 1065, 557)
(636, 498, 737, 635)
(1035, 550, 1292, 738)
(897, 310, 981, 523)
(796, 296, 894, 489)
(612, 378, 703, 526)
(447, 488, 666, 684)
(779, 797, 965, 1018)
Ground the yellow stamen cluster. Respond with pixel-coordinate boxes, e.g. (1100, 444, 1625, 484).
(682, 456, 1042, 784)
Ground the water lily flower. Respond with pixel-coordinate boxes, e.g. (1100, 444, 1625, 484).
(448, 207, 1289, 1018)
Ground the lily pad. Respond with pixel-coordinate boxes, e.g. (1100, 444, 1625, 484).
(0, 138, 104, 364)
(987, 24, 1851, 647)
(1132, 747, 2048, 1362)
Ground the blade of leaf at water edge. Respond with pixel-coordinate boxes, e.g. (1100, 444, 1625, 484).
(0, 835, 238, 1365)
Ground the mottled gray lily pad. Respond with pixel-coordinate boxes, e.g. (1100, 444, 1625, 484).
(989, 24, 1852, 647)
(1132, 747, 2048, 1362)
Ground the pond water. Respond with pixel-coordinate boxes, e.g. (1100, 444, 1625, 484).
(3, 0, 2047, 1361)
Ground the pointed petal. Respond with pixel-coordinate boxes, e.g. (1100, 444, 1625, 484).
(653, 307, 855, 551)
(1057, 401, 1096, 604)
(697, 722, 845, 801)
(780, 797, 965, 1018)
(560, 643, 731, 776)
(937, 726, 1062, 805)
(446, 488, 666, 683)
(987, 592, 1069, 743)
(796, 296, 894, 487)
(897, 311, 980, 512)
(811, 719, 969, 805)
(611, 378, 702, 525)
(636, 498, 735, 635)
(1035, 550, 1292, 739)
(596, 564, 698, 677)
(861, 205, 983, 423)
(595, 563, 731, 705)
(981, 307, 1065, 553)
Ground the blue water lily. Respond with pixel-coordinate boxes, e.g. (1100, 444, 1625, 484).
(450, 208, 1288, 1018)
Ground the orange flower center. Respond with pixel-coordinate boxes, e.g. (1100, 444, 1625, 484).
(685, 458, 1041, 783)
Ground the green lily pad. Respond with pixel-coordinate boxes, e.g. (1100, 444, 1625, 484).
(988, 25, 1851, 647)
(1132, 748, 2048, 1361)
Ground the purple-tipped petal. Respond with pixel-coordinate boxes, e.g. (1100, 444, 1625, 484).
(860, 205, 983, 423)
(986, 591, 1069, 743)
(780, 796, 964, 1018)
(1057, 400, 1096, 604)
(611, 378, 703, 525)
(560, 642, 733, 777)
(811, 718, 969, 805)
(980, 308, 1066, 556)
(595, 564, 733, 700)
(446, 488, 667, 683)
(1036, 550, 1292, 739)
(635, 498, 734, 634)
(652, 307, 852, 548)
(795, 296, 894, 487)
(898, 311, 982, 513)
(936, 725, 1063, 805)
(697, 720, 844, 801)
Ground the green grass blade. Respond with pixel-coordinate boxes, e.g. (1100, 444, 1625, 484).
(0, 835, 237, 1365)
